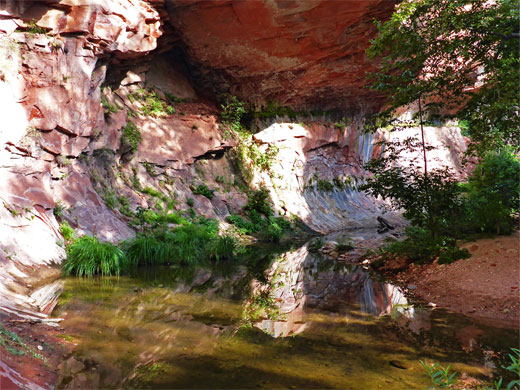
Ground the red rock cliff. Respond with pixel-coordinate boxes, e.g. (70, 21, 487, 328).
(164, 0, 396, 111)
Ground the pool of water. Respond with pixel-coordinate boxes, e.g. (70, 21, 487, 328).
(52, 235, 518, 389)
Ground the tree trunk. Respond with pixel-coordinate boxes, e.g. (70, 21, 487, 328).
(418, 96, 428, 176)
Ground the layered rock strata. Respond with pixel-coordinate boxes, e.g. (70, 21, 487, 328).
(166, 0, 397, 111)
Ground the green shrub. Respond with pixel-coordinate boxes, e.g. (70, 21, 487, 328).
(333, 177, 347, 190)
(226, 214, 256, 234)
(193, 215, 219, 233)
(141, 209, 161, 224)
(26, 20, 48, 35)
(262, 217, 283, 242)
(186, 198, 194, 207)
(191, 184, 215, 199)
(165, 212, 188, 225)
(361, 137, 465, 240)
(383, 227, 470, 265)
(244, 187, 273, 217)
(130, 89, 170, 117)
(274, 217, 292, 231)
(252, 101, 296, 119)
(63, 236, 128, 277)
(462, 149, 520, 235)
(59, 221, 75, 242)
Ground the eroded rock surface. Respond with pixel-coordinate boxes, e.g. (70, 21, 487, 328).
(166, 0, 397, 111)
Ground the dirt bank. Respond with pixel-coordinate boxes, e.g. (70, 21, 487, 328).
(393, 231, 520, 328)
(0, 317, 69, 390)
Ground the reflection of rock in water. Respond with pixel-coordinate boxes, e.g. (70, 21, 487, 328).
(252, 241, 411, 337)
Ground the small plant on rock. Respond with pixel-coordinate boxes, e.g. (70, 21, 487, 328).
(121, 121, 142, 153)
(191, 184, 215, 199)
(59, 221, 75, 243)
(317, 180, 334, 192)
(54, 201, 66, 219)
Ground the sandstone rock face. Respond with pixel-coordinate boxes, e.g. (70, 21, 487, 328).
(1, 0, 163, 159)
(3, 0, 162, 57)
(250, 120, 469, 233)
(166, 0, 396, 111)
(0, 0, 163, 327)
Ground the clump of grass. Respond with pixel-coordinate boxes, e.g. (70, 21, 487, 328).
(0, 322, 26, 356)
(142, 186, 162, 198)
(123, 234, 170, 266)
(123, 220, 241, 266)
(165, 93, 189, 104)
(226, 214, 256, 235)
(63, 235, 128, 277)
(209, 234, 241, 262)
(118, 196, 133, 217)
(26, 20, 48, 35)
(104, 189, 118, 210)
(54, 200, 66, 219)
(262, 217, 283, 242)
(101, 96, 119, 116)
(225, 188, 292, 242)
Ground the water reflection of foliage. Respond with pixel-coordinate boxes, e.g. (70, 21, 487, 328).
(58, 276, 122, 307)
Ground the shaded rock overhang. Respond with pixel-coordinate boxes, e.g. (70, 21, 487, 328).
(161, 0, 398, 113)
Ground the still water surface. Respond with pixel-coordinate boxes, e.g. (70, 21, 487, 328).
(53, 235, 518, 389)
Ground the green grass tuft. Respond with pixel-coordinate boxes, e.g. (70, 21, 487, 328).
(63, 236, 128, 277)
